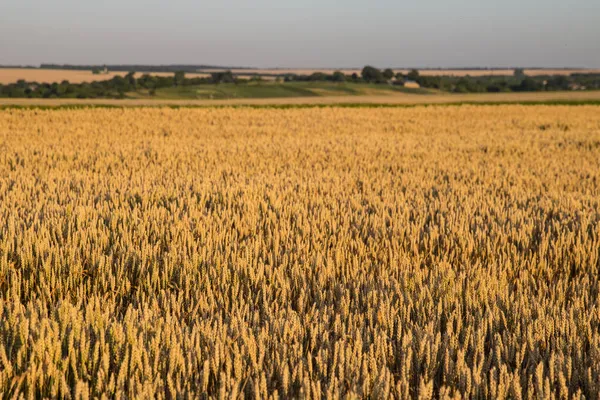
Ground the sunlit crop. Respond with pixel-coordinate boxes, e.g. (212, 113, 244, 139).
(0, 106, 599, 399)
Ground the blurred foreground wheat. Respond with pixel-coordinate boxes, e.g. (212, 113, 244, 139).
(0, 106, 599, 399)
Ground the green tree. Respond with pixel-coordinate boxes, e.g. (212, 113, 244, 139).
(126, 71, 137, 89)
(211, 71, 234, 84)
(514, 68, 526, 78)
(361, 66, 385, 83)
(516, 77, 542, 92)
(174, 71, 186, 86)
(332, 71, 346, 82)
(383, 68, 395, 80)
(308, 72, 327, 81)
(546, 75, 570, 91)
(407, 69, 420, 81)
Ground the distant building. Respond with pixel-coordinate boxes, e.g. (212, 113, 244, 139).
(92, 66, 109, 75)
(403, 80, 421, 89)
(568, 83, 586, 91)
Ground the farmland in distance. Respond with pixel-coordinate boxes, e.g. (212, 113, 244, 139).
(0, 68, 211, 85)
(4, 67, 600, 86)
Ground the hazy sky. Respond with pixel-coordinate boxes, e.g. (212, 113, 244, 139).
(1, 0, 599, 68)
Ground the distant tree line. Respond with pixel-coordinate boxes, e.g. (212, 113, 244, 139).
(282, 66, 600, 91)
(279, 67, 600, 92)
(0, 71, 242, 99)
(1, 67, 599, 99)
(405, 70, 599, 93)
(0, 65, 39, 69)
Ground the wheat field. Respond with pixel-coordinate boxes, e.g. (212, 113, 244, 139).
(0, 106, 599, 399)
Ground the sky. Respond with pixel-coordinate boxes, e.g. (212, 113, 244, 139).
(1, 0, 599, 68)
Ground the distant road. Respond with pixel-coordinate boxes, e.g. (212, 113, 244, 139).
(2, 91, 600, 107)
